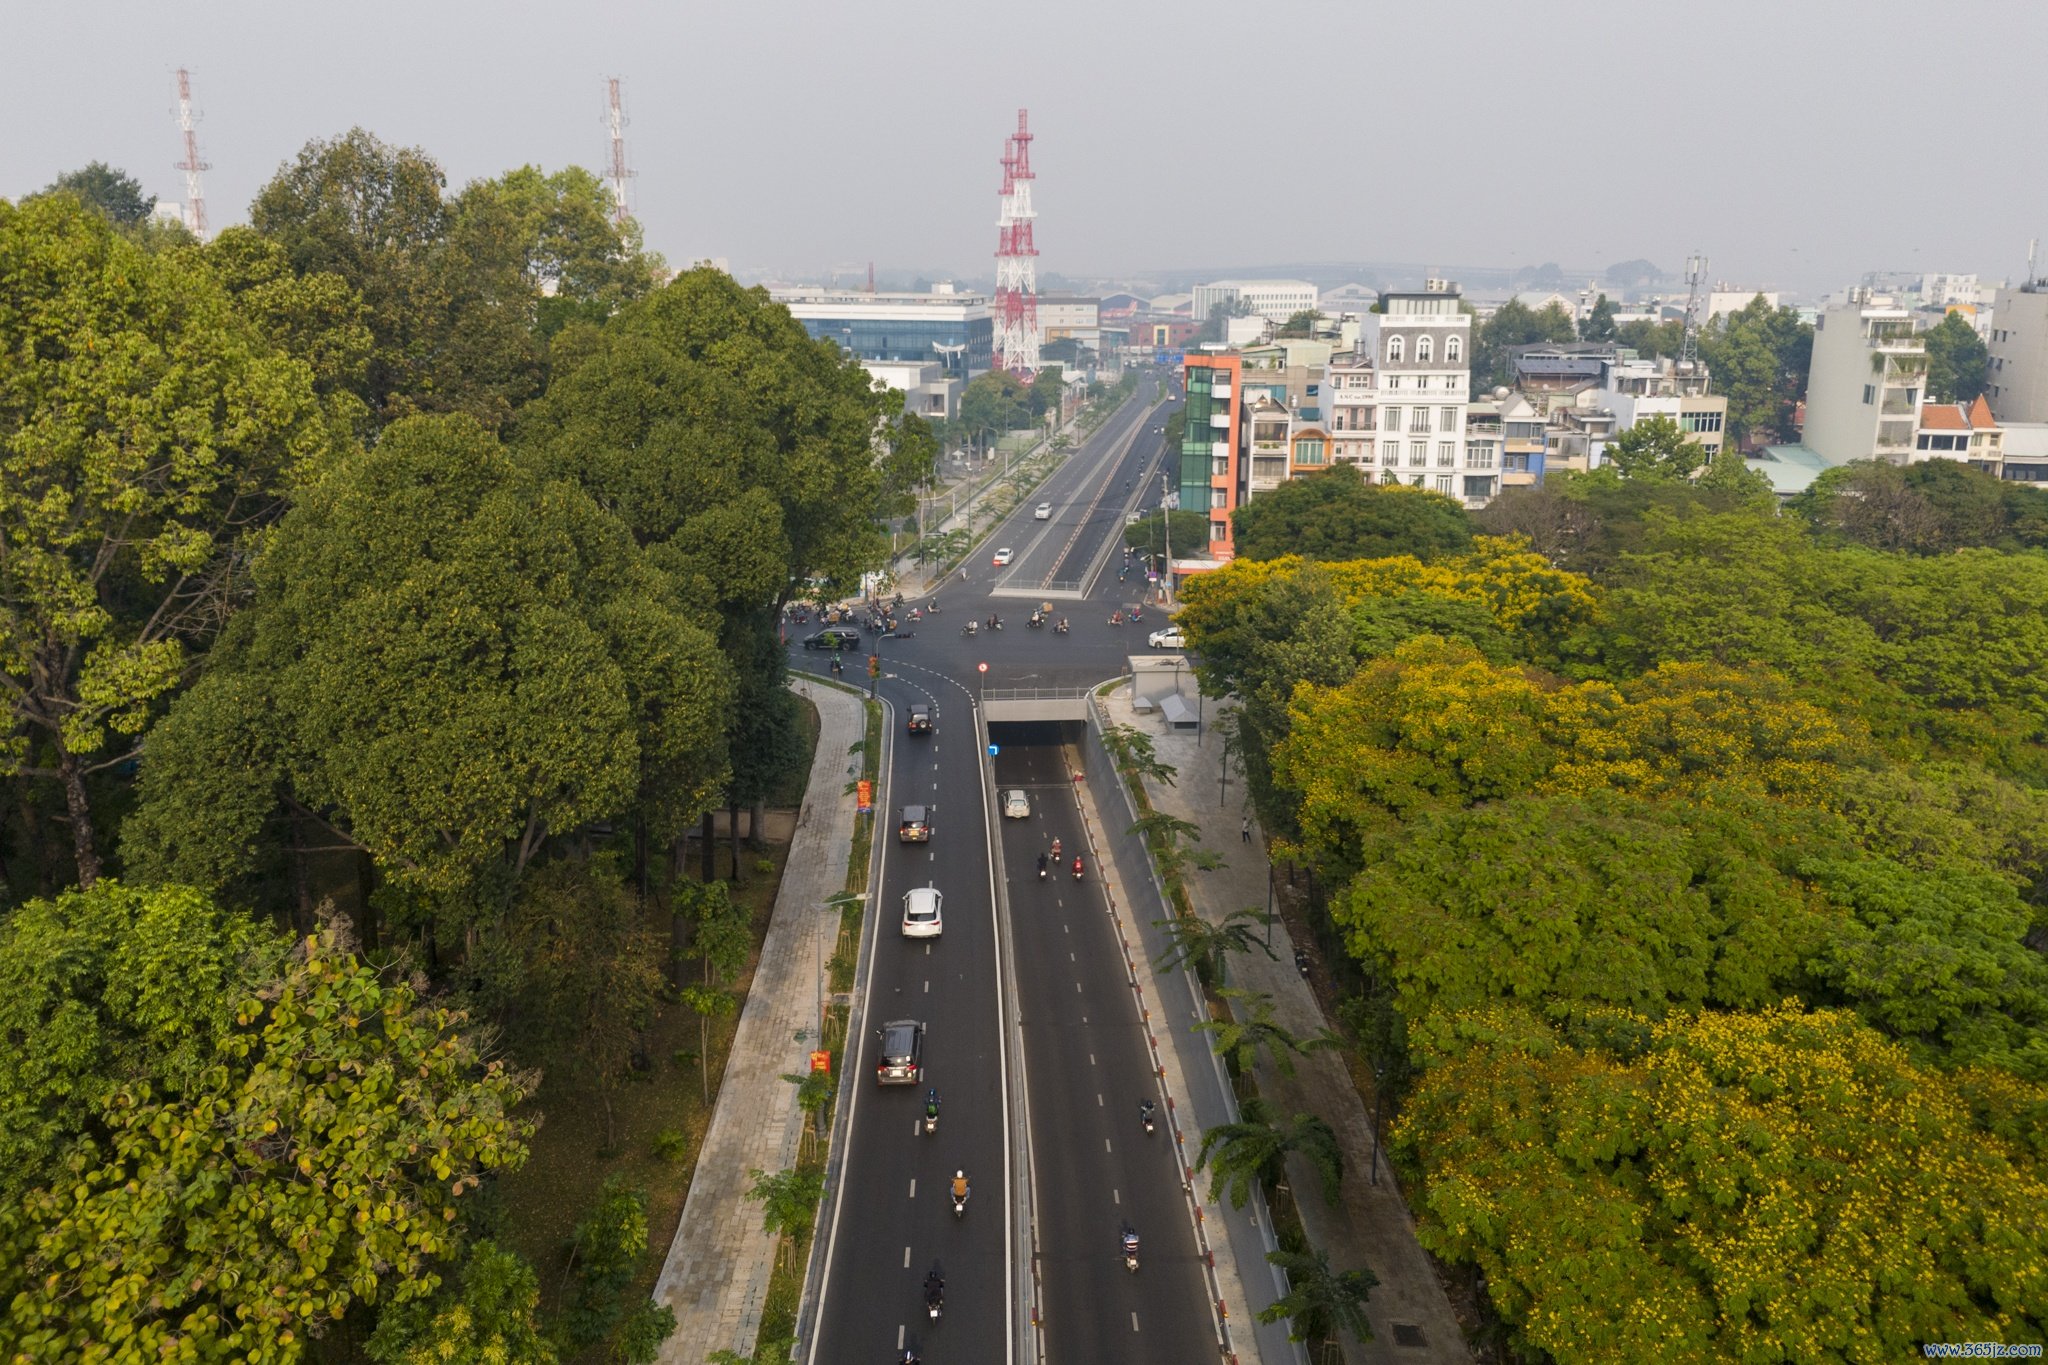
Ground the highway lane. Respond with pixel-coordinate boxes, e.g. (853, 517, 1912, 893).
(802, 374, 1210, 1364)
(993, 723, 1221, 1364)
(804, 661, 1012, 1365)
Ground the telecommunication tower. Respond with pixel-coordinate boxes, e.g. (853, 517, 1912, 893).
(172, 68, 210, 239)
(1679, 251, 1707, 367)
(604, 77, 633, 230)
(993, 109, 1040, 376)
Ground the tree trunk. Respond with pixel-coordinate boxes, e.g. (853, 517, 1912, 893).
(667, 839, 688, 989)
(288, 807, 314, 935)
(634, 814, 649, 903)
(700, 810, 715, 882)
(56, 748, 100, 890)
(748, 800, 767, 851)
(728, 801, 744, 886)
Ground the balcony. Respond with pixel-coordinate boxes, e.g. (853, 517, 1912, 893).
(1209, 413, 1231, 429)
(1211, 384, 1232, 400)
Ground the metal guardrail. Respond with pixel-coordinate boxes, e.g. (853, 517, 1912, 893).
(980, 686, 1096, 701)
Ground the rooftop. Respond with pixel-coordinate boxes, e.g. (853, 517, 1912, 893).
(1748, 444, 1831, 497)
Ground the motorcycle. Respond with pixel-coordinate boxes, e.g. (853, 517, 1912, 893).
(962, 621, 977, 636)
(1295, 948, 1312, 978)
(923, 1089, 939, 1136)
(1053, 620, 1069, 635)
(926, 600, 941, 614)
(951, 1190, 968, 1219)
(1120, 1230, 1140, 1273)
(1140, 1100, 1156, 1136)
(1108, 611, 1124, 626)
(1037, 858, 1048, 881)
(987, 616, 1004, 632)
(1028, 611, 1044, 628)
(1050, 838, 1062, 861)
(1071, 858, 1085, 882)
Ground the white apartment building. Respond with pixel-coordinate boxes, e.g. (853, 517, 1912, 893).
(1705, 289, 1778, 323)
(1802, 290, 1927, 466)
(1191, 278, 1319, 324)
(1325, 353, 1379, 473)
(1596, 356, 1729, 460)
(1986, 282, 2048, 423)
(1919, 273, 1980, 309)
(1363, 279, 1483, 503)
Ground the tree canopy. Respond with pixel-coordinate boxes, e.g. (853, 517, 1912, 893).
(1923, 310, 1991, 403)
(39, 161, 155, 223)
(1231, 466, 1475, 563)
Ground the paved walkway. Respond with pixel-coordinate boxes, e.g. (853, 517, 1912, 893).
(1102, 679, 1472, 1365)
(653, 679, 864, 1364)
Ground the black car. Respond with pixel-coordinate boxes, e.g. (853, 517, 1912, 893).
(803, 628, 859, 651)
(874, 1019, 925, 1085)
(898, 805, 931, 843)
(907, 704, 933, 734)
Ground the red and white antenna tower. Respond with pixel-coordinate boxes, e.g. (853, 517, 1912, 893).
(172, 68, 210, 239)
(604, 77, 633, 230)
(993, 108, 1040, 376)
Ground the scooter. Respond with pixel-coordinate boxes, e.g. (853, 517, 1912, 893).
(1140, 1100, 1156, 1135)
(1072, 858, 1085, 882)
(1120, 1230, 1140, 1273)
(1295, 948, 1311, 978)
(962, 621, 977, 636)
(952, 1190, 968, 1219)
(1053, 620, 1069, 635)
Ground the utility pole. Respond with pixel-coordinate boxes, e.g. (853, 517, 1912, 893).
(1159, 472, 1174, 609)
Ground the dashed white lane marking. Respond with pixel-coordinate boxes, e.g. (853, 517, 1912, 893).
(1104, 1138, 1113, 1153)
(897, 1324, 906, 1349)
(1113, 1188, 1120, 1204)
(902, 1247, 911, 1268)
(1074, 981, 1082, 993)
(1069, 952, 1075, 962)
(1089, 1053, 1096, 1066)
(1095, 1094, 1103, 1107)
(909, 1179, 917, 1198)
(1132, 1313, 1140, 1332)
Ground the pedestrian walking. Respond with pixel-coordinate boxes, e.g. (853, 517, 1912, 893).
(1241, 815, 1252, 843)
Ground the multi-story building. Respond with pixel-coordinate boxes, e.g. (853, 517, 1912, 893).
(1596, 355, 1729, 460)
(858, 360, 960, 421)
(1325, 353, 1379, 474)
(1987, 280, 2048, 422)
(1037, 295, 1101, 352)
(1191, 279, 1319, 324)
(1177, 354, 1243, 560)
(1914, 397, 2002, 476)
(772, 284, 992, 375)
(1364, 279, 1476, 503)
(1801, 290, 1927, 466)
(1464, 402, 1502, 499)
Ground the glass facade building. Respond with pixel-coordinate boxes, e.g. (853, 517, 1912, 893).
(773, 289, 993, 376)
(1179, 354, 1242, 556)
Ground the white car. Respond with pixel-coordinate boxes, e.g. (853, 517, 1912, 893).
(1148, 626, 1187, 650)
(992, 547, 1015, 566)
(1034, 502, 1053, 520)
(1002, 789, 1031, 819)
(901, 886, 943, 939)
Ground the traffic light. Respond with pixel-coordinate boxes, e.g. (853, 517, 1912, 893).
(868, 654, 880, 678)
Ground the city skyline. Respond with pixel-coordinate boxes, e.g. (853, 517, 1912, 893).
(5, 0, 2045, 295)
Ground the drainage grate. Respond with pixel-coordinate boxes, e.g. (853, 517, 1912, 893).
(1392, 1322, 1427, 1349)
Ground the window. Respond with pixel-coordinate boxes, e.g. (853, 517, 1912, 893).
(1385, 375, 1402, 390)
(1435, 475, 1453, 494)
(1504, 452, 1531, 472)
(1446, 336, 1463, 363)
(1210, 489, 1227, 508)
(1409, 441, 1428, 467)
(1466, 443, 1496, 469)
(1440, 406, 1459, 432)
(1386, 335, 1405, 362)
(1410, 408, 1430, 433)
(1211, 520, 1229, 543)
(1436, 442, 1456, 467)
(1417, 336, 1434, 362)
(1360, 440, 1375, 462)
(1863, 384, 1876, 405)
(1382, 405, 1401, 431)
(1679, 411, 1724, 434)
(1295, 440, 1325, 465)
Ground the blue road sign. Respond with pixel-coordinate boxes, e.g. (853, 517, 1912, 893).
(987, 744, 999, 757)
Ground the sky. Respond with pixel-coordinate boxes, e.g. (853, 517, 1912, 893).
(8, 0, 2045, 297)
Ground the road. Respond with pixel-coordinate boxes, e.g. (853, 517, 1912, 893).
(801, 374, 1225, 1365)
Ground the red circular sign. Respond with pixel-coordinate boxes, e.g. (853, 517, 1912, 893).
(977, 662, 989, 673)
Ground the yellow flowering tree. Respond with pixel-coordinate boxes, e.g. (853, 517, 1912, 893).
(1397, 1003, 2048, 1365)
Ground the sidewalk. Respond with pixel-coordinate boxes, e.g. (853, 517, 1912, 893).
(653, 679, 864, 1364)
(1101, 680, 1472, 1365)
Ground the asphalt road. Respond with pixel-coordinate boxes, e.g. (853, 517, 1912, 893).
(801, 375, 1225, 1365)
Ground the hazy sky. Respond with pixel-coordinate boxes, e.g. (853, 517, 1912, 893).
(9, 0, 2044, 294)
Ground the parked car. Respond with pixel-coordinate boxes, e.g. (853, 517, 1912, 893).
(992, 547, 1015, 566)
(1147, 626, 1186, 650)
(874, 1019, 925, 1085)
(803, 628, 859, 651)
(907, 704, 933, 734)
(1002, 789, 1030, 819)
(898, 805, 932, 843)
(901, 886, 943, 939)
(1033, 502, 1053, 520)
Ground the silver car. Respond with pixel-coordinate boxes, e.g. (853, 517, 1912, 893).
(1002, 789, 1030, 819)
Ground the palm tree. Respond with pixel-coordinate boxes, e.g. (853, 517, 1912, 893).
(1196, 987, 1340, 1080)
(1153, 906, 1277, 986)
(1259, 1245, 1377, 1345)
(1194, 1096, 1343, 1209)
(746, 1166, 825, 1268)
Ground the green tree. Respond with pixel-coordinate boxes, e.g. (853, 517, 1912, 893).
(203, 225, 376, 440)
(39, 161, 155, 223)
(1101, 723, 1178, 788)
(1196, 987, 1339, 1080)
(1923, 310, 1991, 403)
(1193, 1095, 1343, 1209)
(1471, 299, 1577, 390)
(1696, 295, 1812, 447)
(0, 193, 332, 888)
(1613, 316, 1686, 359)
(366, 1240, 558, 1365)
(0, 881, 286, 1201)
(682, 877, 752, 1102)
(1578, 293, 1618, 343)
(1259, 1246, 1377, 1345)
(1397, 1003, 2048, 1365)
(449, 164, 663, 341)
(746, 1166, 825, 1267)
(958, 369, 1031, 445)
(1153, 906, 1277, 987)
(1231, 466, 1475, 562)
(0, 918, 534, 1364)
(1275, 309, 1324, 339)
(559, 1178, 670, 1354)
(1602, 414, 1709, 481)
(1123, 508, 1210, 568)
